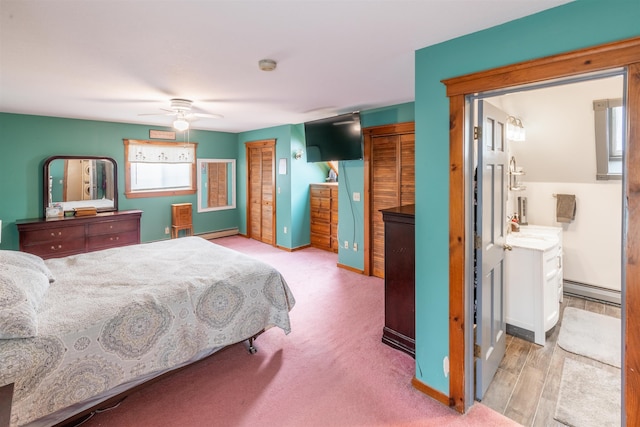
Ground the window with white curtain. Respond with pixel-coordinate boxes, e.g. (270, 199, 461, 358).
(123, 139, 197, 198)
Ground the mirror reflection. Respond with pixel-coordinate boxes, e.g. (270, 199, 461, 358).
(44, 156, 118, 214)
(197, 159, 236, 212)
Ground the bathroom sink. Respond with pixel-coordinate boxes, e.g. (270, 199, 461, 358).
(506, 232, 559, 250)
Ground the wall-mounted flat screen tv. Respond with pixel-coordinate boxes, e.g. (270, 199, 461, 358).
(304, 112, 363, 162)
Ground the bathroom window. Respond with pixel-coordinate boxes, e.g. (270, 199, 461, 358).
(593, 98, 624, 180)
(123, 139, 197, 198)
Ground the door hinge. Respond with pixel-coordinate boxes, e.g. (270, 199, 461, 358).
(474, 234, 482, 250)
(474, 126, 482, 140)
(474, 344, 481, 358)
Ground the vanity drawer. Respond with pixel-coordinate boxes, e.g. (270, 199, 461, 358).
(25, 238, 86, 259)
(20, 225, 85, 246)
(88, 219, 138, 236)
(88, 231, 139, 250)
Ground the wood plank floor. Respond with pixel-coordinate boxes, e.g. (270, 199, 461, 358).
(481, 295, 621, 426)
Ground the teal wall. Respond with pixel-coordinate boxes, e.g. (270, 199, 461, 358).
(337, 102, 415, 269)
(0, 113, 238, 249)
(414, 0, 640, 395)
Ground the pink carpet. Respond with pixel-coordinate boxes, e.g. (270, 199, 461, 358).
(83, 236, 518, 427)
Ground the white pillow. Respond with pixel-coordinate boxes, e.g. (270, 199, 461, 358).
(0, 250, 55, 283)
(0, 264, 51, 339)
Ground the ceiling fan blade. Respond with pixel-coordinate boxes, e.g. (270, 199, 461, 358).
(137, 112, 177, 117)
(192, 112, 224, 119)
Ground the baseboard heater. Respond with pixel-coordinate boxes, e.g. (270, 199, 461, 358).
(563, 280, 621, 306)
(197, 228, 239, 240)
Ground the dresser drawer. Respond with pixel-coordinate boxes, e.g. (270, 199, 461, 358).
(88, 231, 139, 251)
(311, 197, 331, 210)
(310, 186, 332, 198)
(310, 232, 331, 248)
(25, 238, 86, 258)
(20, 225, 85, 246)
(311, 221, 330, 235)
(88, 219, 138, 236)
(311, 210, 331, 222)
(175, 207, 192, 223)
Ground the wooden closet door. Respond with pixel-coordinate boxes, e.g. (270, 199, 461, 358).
(367, 126, 415, 278)
(247, 140, 276, 245)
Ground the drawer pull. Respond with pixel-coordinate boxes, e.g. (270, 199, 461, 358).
(110, 225, 113, 229)
(109, 236, 119, 241)
(50, 245, 62, 250)
(50, 231, 62, 237)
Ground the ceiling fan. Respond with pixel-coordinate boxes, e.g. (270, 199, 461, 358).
(139, 98, 223, 131)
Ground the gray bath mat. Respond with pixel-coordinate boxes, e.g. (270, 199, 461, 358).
(557, 307, 621, 368)
(554, 358, 620, 427)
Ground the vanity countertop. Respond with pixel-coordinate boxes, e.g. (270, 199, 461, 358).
(506, 231, 559, 251)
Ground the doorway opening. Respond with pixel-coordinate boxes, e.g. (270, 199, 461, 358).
(441, 37, 640, 423)
(470, 71, 625, 425)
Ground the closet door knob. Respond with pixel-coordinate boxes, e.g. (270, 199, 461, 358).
(503, 244, 513, 251)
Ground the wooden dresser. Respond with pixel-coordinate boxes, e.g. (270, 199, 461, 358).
(380, 204, 415, 357)
(310, 183, 338, 252)
(17, 210, 142, 259)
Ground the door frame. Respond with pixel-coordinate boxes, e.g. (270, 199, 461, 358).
(443, 36, 640, 423)
(363, 121, 415, 276)
(245, 139, 277, 246)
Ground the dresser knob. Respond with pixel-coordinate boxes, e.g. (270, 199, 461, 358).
(110, 225, 113, 229)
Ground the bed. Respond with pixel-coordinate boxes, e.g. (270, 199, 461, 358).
(0, 236, 295, 427)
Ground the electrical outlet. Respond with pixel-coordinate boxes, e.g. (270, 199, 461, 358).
(164, 227, 170, 235)
(353, 243, 358, 251)
(344, 240, 349, 249)
(284, 226, 287, 234)
(353, 192, 361, 202)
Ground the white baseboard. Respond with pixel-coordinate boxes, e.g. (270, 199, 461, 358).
(197, 228, 239, 240)
(563, 280, 621, 306)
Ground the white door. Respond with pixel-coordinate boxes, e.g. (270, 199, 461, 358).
(475, 100, 508, 399)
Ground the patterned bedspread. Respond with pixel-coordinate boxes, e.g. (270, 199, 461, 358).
(1, 237, 295, 426)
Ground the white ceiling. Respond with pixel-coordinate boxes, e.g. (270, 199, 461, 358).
(0, 0, 572, 133)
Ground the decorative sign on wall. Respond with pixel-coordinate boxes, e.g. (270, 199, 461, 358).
(149, 130, 176, 140)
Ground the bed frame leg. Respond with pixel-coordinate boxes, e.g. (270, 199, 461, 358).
(247, 337, 258, 354)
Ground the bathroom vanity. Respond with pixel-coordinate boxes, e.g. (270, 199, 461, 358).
(505, 225, 563, 346)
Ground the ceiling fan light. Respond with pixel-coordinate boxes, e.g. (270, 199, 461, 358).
(173, 118, 189, 131)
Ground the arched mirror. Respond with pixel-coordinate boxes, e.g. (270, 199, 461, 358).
(43, 155, 118, 216)
(197, 159, 236, 212)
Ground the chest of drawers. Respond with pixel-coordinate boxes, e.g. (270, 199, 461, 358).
(17, 210, 142, 259)
(309, 183, 338, 252)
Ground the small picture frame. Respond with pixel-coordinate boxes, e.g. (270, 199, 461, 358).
(46, 206, 63, 218)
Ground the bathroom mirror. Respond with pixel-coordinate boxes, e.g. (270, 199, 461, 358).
(197, 159, 236, 212)
(43, 155, 118, 215)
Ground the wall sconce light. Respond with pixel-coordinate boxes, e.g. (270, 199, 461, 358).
(506, 116, 526, 141)
(293, 149, 303, 160)
(173, 117, 190, 131)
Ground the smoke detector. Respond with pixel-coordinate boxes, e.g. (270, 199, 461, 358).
(258, 59, 277, 71)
